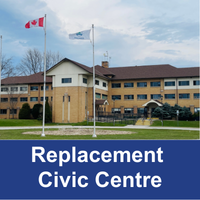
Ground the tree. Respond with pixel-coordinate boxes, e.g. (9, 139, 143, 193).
(19, 103, 30, 119)
(32, 104, 43, 119)
(18, 48, 63, 75)
(45, 99, 52, 123)
(1, 55, 15, 78)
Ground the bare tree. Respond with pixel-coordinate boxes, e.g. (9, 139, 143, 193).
(18, 48, 43, 76)
(18, 48, 63, 76)
(1, 55, 15, 78)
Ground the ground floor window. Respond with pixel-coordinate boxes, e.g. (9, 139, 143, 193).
(112, 108, 121, 114)
(137, 108, 144, 114)
(102, 94, 107, 100)
(194, 108, 200, 113)
(124, 108, 133, 114)
(151, 94, 161, 100)
(10, 109, 17, 114)
(0, 109, 7, 114)
(30, 97, 38, 102)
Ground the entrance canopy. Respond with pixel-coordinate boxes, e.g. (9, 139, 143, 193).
(95, 99, 109, 105)
(142, 99, 163, 107)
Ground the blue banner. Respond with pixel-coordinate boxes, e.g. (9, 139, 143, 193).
(0, 140, 199, 199)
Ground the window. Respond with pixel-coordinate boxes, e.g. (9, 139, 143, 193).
(83, 78, 87, 84)
(151, 94, 161, 100)
(95, 80, 99, 85)
(137, 95, 147, 100)
(112, 95, 121, 100)
(10, 109, 17, 114)
(51, 86, 53, 90)
(62, 78, 72, 83)
(30, 97, 38, 102)
(124, 95, 134, 100)
(124, 83, 133, 88)
(10, 98, 18, 102)
(102, 94, 107, 99)
(95, 93, 101, 99)
(1, 98, 8, 102)
(112, 83, 121, 88)
(1, 87, 8, 92)
(137, 108, 144, 114)
(165, 94, 175, 99)
(137, 82, 147, 87)
(20, 97, 28, 102)
(30, 86, 38, 91)
(68, 96, 70, 102)
(51, 97, 53, 101)
(103, 82, 106, 87)
(124, 108, 133, 114)
(20, 87, 28, 91)
(193, 80, 200, 85)
(194, 108, 200, 113)
(179, 81, 189, 86)
(41, 97, 49, 101)
(151, 81, 160, 87)
(112, 108, 121, 114)
(0, 109, 7, 114)
(179, 94, 190, 99)
(11, 87, 18, 92)
(194, 93, 200, 99)
(165, 81, 175, 86)
(41, 86, 49, 91)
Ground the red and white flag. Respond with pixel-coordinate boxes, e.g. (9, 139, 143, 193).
(25, 17, 44, 29)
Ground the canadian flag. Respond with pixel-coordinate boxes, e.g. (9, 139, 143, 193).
(25, 17, 44, 28)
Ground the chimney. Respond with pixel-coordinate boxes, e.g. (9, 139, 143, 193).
(102, 61, 109, 68)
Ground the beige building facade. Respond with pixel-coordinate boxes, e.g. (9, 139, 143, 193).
(0, 58, 199, 122)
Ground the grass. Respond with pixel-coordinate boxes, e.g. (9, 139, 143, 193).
(0, 128, 198, 140)
(151, 120, 200, 128)
(0, 119, 127, 127)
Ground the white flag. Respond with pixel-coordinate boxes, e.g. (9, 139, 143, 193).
(69, 29, 91, 40)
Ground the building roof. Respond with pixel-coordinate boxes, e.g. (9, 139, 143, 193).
(1, 72, 52, 85)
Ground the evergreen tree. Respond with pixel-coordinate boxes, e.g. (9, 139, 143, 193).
(19, 103, 30, 119)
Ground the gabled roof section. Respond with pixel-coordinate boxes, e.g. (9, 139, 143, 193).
(2, 72, 52, 85)
(46, 58, 110, 80)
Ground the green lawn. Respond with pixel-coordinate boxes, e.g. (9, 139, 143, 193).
(151, 120, 200, 128)
(0, 128, 198, 140)
(0, 119, 127, 127)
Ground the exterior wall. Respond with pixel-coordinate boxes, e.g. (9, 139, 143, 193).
(0, 83, 52, 119)
(107, 79, 200, 114)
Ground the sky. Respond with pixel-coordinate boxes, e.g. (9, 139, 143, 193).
(0, 0, 199, 71)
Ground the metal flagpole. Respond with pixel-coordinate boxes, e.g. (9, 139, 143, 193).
(41, 14, 47, 137)
(92, 24, 96, 137)
(0, 35, 2, 108)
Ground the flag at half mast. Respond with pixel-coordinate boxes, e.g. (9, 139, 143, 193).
(69, 29, 91, 40)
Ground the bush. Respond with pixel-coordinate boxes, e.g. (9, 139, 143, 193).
(32, 104, 43, 119)
(45, 99, 52, 123)
(19, 103, 30, 119)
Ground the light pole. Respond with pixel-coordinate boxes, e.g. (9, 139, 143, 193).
(160, 95, 163, 126)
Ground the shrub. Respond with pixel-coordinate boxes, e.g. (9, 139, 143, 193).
(45, 99, 52, 123)
(32, 104, 43, 119)
(19, 103, 30, 119)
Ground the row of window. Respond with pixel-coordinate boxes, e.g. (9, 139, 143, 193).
(111, 80, 200, 88)
(1, 86, 52, 92)
(0, 109, 17, 115)
(61, 78, 107, 88)
(1, 97, 52, 102)
(95, 93, 108, 99)
(112, 93, 200, 100)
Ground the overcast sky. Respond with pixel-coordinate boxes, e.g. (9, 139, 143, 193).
(0, 0, 199, 70)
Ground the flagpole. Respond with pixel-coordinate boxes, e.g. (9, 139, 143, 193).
(92, 24, 96, 138)
(0, 35, 2, 108)
(41, 14, 46, 137)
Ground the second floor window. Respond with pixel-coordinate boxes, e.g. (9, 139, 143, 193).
(151, 81, 160, 87)
(124, 83, 133, 88)
(193, 80, 200, 85)
(103, 82, 106, 87)
(20, 87, 28, 91)
(95, 93, 101, 99)
(137, 94, 147, 100)
(1, 98, 8, 102)
(124, 95, 134, 100)
(165, 81, 175, 86)
(112, 95, 121, 100)
(95, 80, 99, 85)
(112, 83, 121, 88)
(83, 78, 87, 84)
(20, 97, 28, 102)
(30, 97, 38, 102)
(179, 81, 189, 86)
(194, 93, 200, 99)
(102, 94, 107, 99)
(1, 87, 8, 92)
(11, 87, 18, 92)
(165, 94, 175, 99)
(30, 86, 38, 91)
(41, 86, 49, 90)
(10, 98, 18, 102)
(137, 82, 147, 87)
(179, 94, 190, 99)
(151, 94, 161, 100)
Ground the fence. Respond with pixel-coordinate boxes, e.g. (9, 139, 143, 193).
(88, 111, 143, 125)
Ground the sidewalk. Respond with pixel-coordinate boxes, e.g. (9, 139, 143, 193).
(0, 125, 199, 131)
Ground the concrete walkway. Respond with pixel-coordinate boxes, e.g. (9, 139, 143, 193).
(0, 125, 199, 131)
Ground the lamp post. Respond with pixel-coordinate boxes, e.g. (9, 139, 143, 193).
(160, 95, 163, 126)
